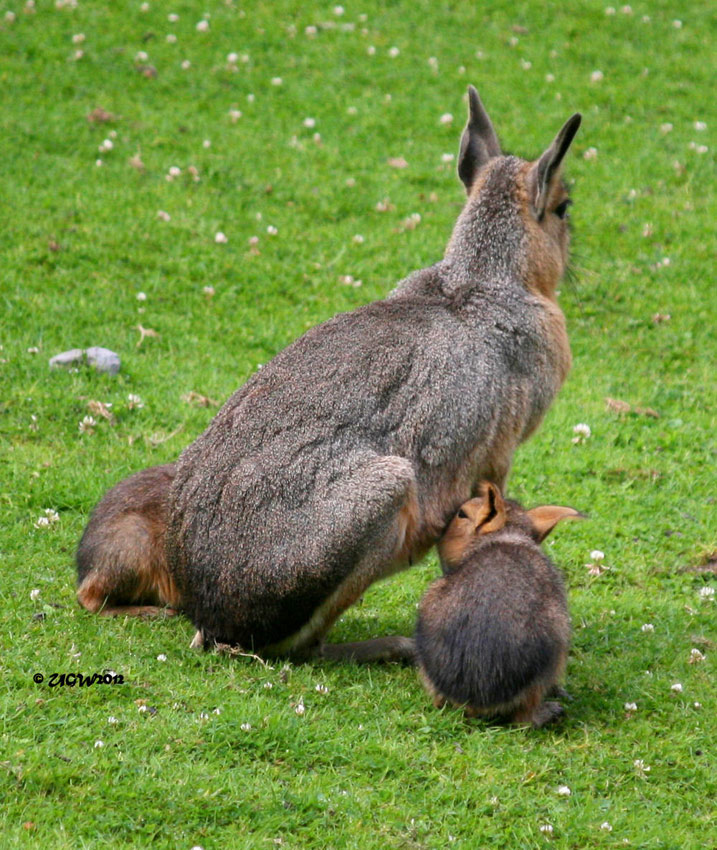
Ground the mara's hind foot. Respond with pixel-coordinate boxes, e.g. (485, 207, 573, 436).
(319, 636, 416, 664)
(524, 700, 565, 729)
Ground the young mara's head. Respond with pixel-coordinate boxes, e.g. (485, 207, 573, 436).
(438, 481, 584, 572)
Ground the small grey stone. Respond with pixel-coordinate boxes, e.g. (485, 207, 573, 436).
(49, 349, 84, 369)
(85, 347, 121, 375)
(49, 347, 121, 375)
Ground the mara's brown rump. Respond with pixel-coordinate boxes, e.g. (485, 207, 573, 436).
(76, 464, 179, 616)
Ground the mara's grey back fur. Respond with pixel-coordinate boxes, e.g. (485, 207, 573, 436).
(165, 87, 582, 656)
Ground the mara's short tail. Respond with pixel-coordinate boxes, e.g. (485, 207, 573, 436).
(76, 463, 180, 617)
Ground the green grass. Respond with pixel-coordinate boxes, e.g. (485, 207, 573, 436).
(1, 0, 715, 847)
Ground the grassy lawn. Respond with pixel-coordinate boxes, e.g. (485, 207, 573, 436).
(1, 0, 715, 847)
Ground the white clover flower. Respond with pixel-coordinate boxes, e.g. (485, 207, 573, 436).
(303, 117, 316, 129)
(27, 346, 39, 354)
(698, 586, 715, 600)
(352, 234, 365, 244)
(557, 785, 571, 796)
(624, 702, 637, 711)
(98, 139, 113, 153)
(545, 73, 555, 83)
(229, 109, 242, 123)
(539, 824, 553, 834)
(138, 705, 148, 713)
(428, 57, 438, 70)
(108, 716, 118, 724)
(694, 121, 707, 131)
(590, 550, 605, 562)
(181, 59, 191, 70)
(227, 52, 239, 64)
(140, 2, 149, 12)
(388, 46, 400, 58)
(670, 683, 683, 693)
(240, 722, 251, 731)
(168, 13, 179, 22)
(248, 236, 260, 246)
(333, 5, 344, 14)
(166, 34, 177, 44)
(5, 10, 16, 22)
(441, 152, 455, 163)
(694, 701, 702, 709)
(135, 51, 149, 63)
(672, 19, 682, 28)
(79, 415, 97, 435)
(72, 33, 85, 44)
(295, 698, 306, 716)
(156, 653, 167, 662)
(590, 70, 604, 82)
(600, 822, 613, 831)
(305, 25, 317, 37)
(271, 76, 283, 86)
(439, 113, 453, 125)
(203, 286, 215, 297)
(583, 147, 598, 161)
(641, 623, 655, 633)
(572, 423, 592, 444)
(94, 740, 104, 748)
(621, 5, 632, 13)
(633, 758, 650, 774)
(367, 45, 376, 55)
(263, 681, 273, 689)
(157, 210, 171, 222)
(660, 123, 673, 134)
(136, 291, 147, 301)
(689, 648, 705, 663)
(214, 232, 228, 244)
(266, 225, 278, 235)
(196, 20, 209, 32)
(212, 707, 222, 715)
(30, 588, 41, 600)
(520, 59, 532, 70)
(315, 684, 329, 695)
(605, 7, 616, 15)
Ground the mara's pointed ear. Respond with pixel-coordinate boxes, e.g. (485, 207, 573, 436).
(526, 505, 586, 543)
(529, 113, 582, 220)
(474, 480, 507, 535)
(457, 86, 502, 193)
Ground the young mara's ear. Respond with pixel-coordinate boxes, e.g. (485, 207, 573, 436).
(457, 85, 502, 193)
(474, 481, 507, 535)
(530, 113, 582, 220)
(526, 505, 586, 542)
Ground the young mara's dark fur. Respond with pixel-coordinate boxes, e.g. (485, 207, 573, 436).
(76, 87, 582, 661)
(416, 482, 583, 726)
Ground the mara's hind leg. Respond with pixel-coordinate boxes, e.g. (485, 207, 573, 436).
(509, 684, 565, 728)
(76, 464, 179, 617)
(300, 453, 419, 663)
(76, 512, 180, 616)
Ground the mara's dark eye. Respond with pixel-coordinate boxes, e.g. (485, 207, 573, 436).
(457, 509, 468, 519)
(554, 199, 572, 220)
